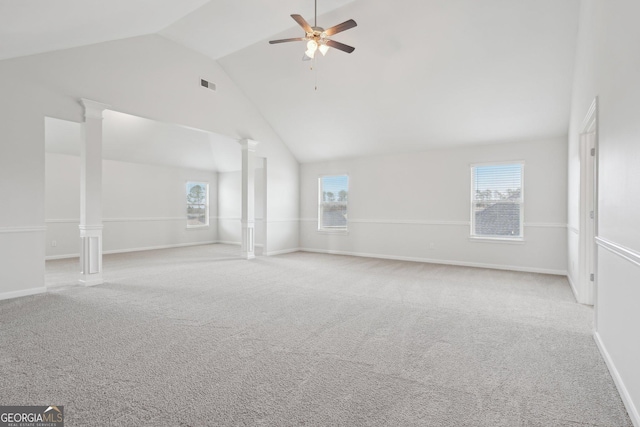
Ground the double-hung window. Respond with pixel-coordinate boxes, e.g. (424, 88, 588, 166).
(471, 162, 523, 239)
(318, 175, 349, 232)
(186, 182, 209, 228)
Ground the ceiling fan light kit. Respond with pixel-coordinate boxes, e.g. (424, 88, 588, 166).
(269, 0, 357, 60)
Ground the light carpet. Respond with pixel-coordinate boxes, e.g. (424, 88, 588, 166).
(0, 244, 632, 426)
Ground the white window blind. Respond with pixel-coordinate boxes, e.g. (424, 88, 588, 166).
(318, 175, 349, 231)
(186, 182, 209, 227)
(471, 163, 523, 238)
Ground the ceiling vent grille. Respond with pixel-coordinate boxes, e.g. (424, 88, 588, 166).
(200, 78, 216, 92)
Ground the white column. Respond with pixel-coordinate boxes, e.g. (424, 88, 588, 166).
(79, 98, 109, 286)
(239, 139, 258, 260)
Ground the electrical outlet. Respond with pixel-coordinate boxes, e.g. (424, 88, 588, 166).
(51, 240, 57, 247)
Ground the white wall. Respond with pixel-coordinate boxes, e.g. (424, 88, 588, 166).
(217, 165, 267, 249)
(45, 153, 81, 257)
(0, 34, 299, 298)
(300, 138, 567, 274)
(217, 170, 241, 245)
(568, 1, 640, 424)
(255, 162, 267, 248)
(45, 153, 217, 258)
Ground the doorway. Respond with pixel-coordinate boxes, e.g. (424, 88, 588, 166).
(578, 98, 598, 308)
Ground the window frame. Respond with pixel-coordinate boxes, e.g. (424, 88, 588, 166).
(186, 181, 210, 229)
(469, 161, 524, 242)
(317, 174, 349, 234)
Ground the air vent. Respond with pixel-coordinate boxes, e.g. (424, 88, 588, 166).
(200, 78, 216, 92)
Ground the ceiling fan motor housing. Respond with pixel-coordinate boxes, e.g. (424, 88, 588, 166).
(308, 27, 326, 44)
(268, 9, 357, 55)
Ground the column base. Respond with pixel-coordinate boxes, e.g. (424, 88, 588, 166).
(79, 224, 103, 286)
(241, 220, 255, 260)
(79, 275, 104, 287)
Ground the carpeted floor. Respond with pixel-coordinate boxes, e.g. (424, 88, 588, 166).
(0, 244, 632, 426)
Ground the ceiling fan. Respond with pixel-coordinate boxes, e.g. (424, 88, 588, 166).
(268, 0, 357, 60)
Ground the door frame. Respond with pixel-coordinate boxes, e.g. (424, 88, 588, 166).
(578, 97, 598, 310)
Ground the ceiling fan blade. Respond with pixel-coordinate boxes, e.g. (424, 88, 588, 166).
(324, 19, 357, 36)
(269, 37, 306, 44)
(326, 39, 355, 54)
(291, 14, 313, 33)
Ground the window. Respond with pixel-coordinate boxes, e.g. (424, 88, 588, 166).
(471, 163, 523, 239)
(318, 175, 349, 232)
(186, 182, 209, 228)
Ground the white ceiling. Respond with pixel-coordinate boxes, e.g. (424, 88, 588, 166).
(218, 0, 581, 162)
(4, 0, 581, 163)
(0, 0, 209, 60)
(45, 111, 241, 172)
(160, 0, 357, 60)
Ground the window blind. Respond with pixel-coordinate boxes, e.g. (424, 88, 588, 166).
(471, 163, 523, 238)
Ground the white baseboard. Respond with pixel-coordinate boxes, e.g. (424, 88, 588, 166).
(46, 253, 80, 260)
(104, 241, 219, 255)
(45, 241, 273, 260)
(265, 248, 300, 256)
(217, 242, 297, 256)
(45, 242, 566, 275)
(216, 240, 240, 246)
(567, 273, 580, 303)
(298, 247, 568, 276)
(45, 241, 220, 260)
(0, 287, 47, 302)
(216, 241, 263, 248)
(79, 277, 104, 287)
(594, 331, 640, 427)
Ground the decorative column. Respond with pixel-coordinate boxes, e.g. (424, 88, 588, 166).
(79, 99, 109, 286)
(239, 139, 258, 259)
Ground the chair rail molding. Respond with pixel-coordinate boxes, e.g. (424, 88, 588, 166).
(596, 236, 640, 268)
(0, 226, 47, 233)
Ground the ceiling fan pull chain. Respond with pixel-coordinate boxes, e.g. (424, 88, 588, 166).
(314, 56, 319, 91)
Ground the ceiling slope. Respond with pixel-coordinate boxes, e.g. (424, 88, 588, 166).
(160, 0, 357, 60)
(1, 0, 581, 164)
(218, 0, 581, 163)
(0, 0, 209, 60)
(45, 111, 241, 172)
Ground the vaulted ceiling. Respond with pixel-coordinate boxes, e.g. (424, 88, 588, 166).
(45, 112, 241, 172)
(1, 0, 581, 163)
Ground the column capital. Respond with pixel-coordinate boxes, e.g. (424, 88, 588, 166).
(80, 98, 110, 120)
(238, 139, 259, 151)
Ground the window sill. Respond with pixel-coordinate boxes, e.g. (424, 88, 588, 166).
(468, 236, 524, 244)
(317, 229, 349, 235)
(186, 225, 210, 230)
